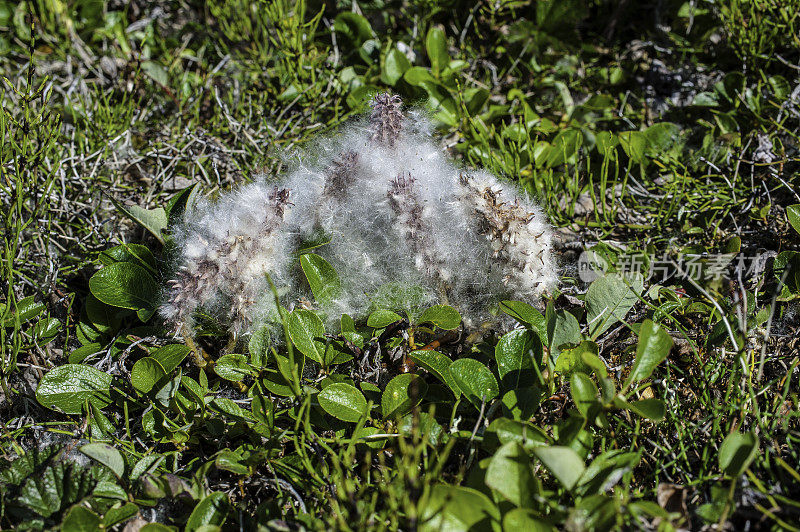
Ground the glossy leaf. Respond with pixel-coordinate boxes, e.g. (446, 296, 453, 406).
(485, 441, 538, 507)
(409, 349, 459, 396)
(80, 443, 125, 477)
(495, 328, 541, 389)
(317, 382, 369, 423)
(719, 431, 759, 477)
(417, 304, 461, 330)
(367, 309, 403, 329)
(419, 485, 500, 532)
(131, 357, 167, 394)
(533, 446, 586, 491)
(300, 253, 342, 306)
(449, 358, 499, 409)
(382, 373, 427, 419)
(36, 364, 113, 414)
(625, 320, 673, 386)
(185, 492, 230, 532)
(89, 262, 159, 321)
(287, 309, 327, 365)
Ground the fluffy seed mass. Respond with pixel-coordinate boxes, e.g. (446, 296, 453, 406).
(162, 95, 557, 335)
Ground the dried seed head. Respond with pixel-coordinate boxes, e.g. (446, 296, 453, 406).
(458, 172, 556, 297)
(387, 173, 449, 284)
(369, 93, 404, 147)
(323, 150, 359, 200)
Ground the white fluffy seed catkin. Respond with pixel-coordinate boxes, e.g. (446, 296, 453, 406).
(161, 94, 557, 337)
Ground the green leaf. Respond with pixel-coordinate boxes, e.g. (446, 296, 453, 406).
(367, 309, 403, 329)
(419, 485, 500, 532)
(98, 243, 157, 270)
(214, 354, 251, 382)
(585, 273, 643, 339)
(500, 301, 547, 343)
(449, 358, 499, 409)
(383, 47, 411, 86)
(409, 349, 459, 396)
(595, 131, 619, 157)
(62, 504, 102, 532)
(15, 461, 96, 518)
(287, 309, 327, 365)
(317, 382, 369, 423)
(89, 262, 159, 321)
(111, 197, 168, 244)
(185, 492, 230, 532)
(501, 386, 543, 421)
(80, 443, 125, 477)
(130, 454, 164, 481)
(787, 204, 800, 235)
(617, 131, 649, 164)
(141, 61, 169, 87)
(80, 443, 125, 478)
(625, 320, 673, 386)
(211, 397, 252, 422)
(578, 450, 639, 496)
(417, 304, 461, 330)
(2, 295, 45, 326)
(131, 357, 167, 394)
(533, 446, 586, 491)
(33, 317, 61, 345)
(502, 509, 551, 531)
(484, 418, 549, 453)
(554, 341, 597, 376)
(544, 129, 583, 168)
(623, 398, 666, 421)
(150, 344, 190, 374)
(495, 329, 542, 389)
(382, 373, 427, 419)
(719, 431, 759, 477)
(570, 372, 598, 418)
(141, 524, 174, 532)
(36, 364, 113, 414)
(404, 66, 436, 86)
(102, 502, 139, 528)
(248, 325, 270, 367)
(485, 441, 538, 507)
(300, 253, 342, 306)
(547, 306, 581, 355)
(425, 27, 449, 75)
(333, 12, 373, 47)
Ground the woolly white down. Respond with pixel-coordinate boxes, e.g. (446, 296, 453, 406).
(162, 96, 557, 336)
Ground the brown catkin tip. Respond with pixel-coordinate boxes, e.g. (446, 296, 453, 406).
(387, 172, 449, 284)
(323, 150, 359, 200)
(369, 93, 404, 147)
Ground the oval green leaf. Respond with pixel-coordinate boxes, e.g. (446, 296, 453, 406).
(625, 320, 673, 386)
(449, 358, 499, 409)
(381, 373, 427, 419)
(719, 431, 759, 477)
(495, 329, 541, 389)
(533, 445, 586, 491)
(417, 304, 461, 330)
(131, 357, 167, 394)
(185, 492, 230, 532)
(80, 443, 125, 478)
(36, 364, 113, 414)
(367, 309, 402, 329)
(300, 253, 342, 306)
(409, 349, 458, 396)
(287, 309, 327, 365)
(89, 262, 159, 315)
(317, 382, 369, 423)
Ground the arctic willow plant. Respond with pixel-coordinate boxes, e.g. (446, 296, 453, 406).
(162, 94, 557, 336)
